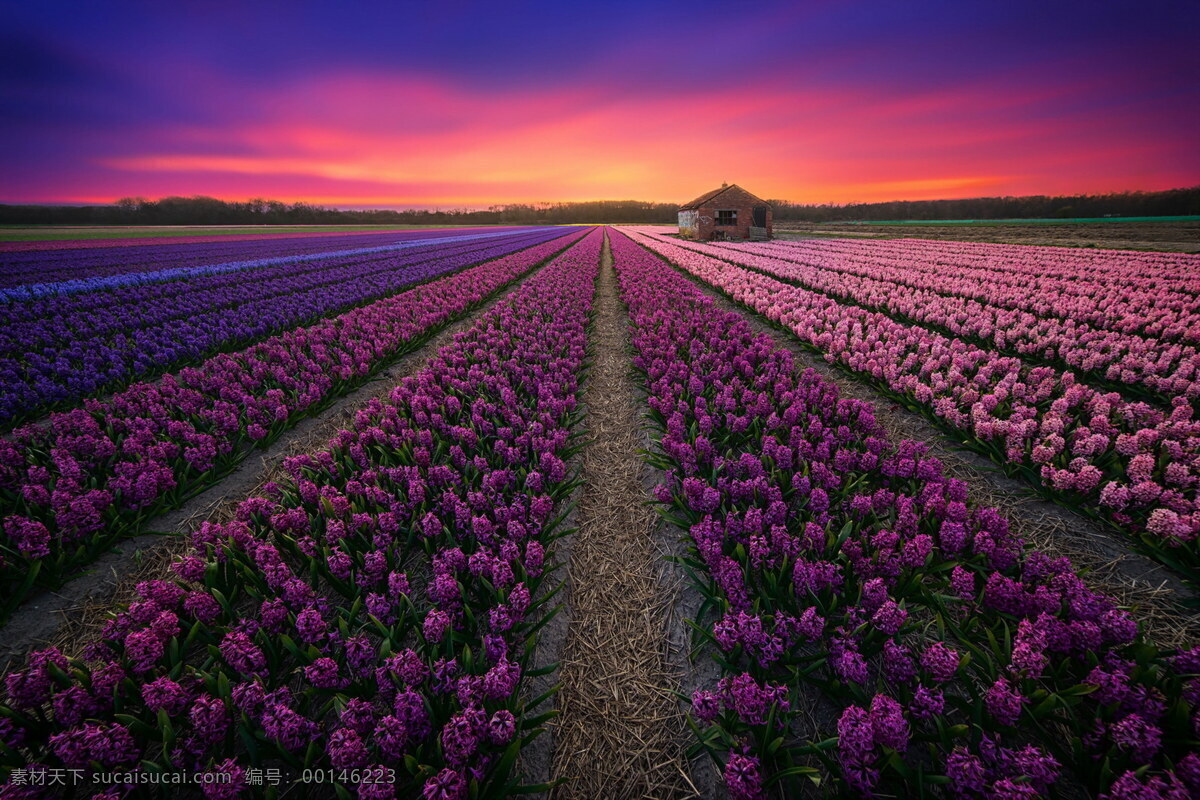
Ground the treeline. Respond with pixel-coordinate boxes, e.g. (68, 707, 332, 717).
(0, 197, 681, 226)
(766, 187, 1200, 222)
(1, 187, 1197, 226)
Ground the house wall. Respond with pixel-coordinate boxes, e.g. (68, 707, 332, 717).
(677, 209, 699, 238)
(695, 205, 772, 240)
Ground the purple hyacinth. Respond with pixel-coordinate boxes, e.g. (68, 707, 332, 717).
(724, 751, 765, 800)
(1101, 770, 1192, 800)
(722, 673, 790, 726)
(920, 642, 960, 683)
(985, 678, 1026, 726)
(1108, 713, 1163, 762)
(910, 684, 945, 722)
(945, 747, 986, 796)
(328, 727, 371, 769)
(422, 768, 467, 800)
(486, 710, 516, 746)
(4, 516, 52, 558)
(871, 600, 908, 635)
(218, 630, 266, 675)
(304, 657, 346, 689)
(868, 694, 909, 751)
(141, 676, 191, 715)
(189, 694, 229, 744)
(201, 758, 246, 800)
(261, 703, 319, 751)
(423, 609, 451, 643)
(837, 705, 875, 765)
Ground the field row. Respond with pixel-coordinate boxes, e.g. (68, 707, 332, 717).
(621, 229, 1200, 584)
(0, 227, 524, 289)
(682, 237, 1199, 405)
(0, 229, 589, 619)
(0, 227, 1196, 799)
(607, 227, 1198, 798)
(1, 227, 605, 799)
(1, 228, 575, 425)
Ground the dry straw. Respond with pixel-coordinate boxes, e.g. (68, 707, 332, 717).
(550, 241, 695, 799)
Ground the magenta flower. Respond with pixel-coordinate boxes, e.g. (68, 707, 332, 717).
(920, 642, 961, 683)
(422, 768, 467, 800)
(724, 751, 765, 800)
(486, 710, 516, 746)
(985, 678, 1026, 726)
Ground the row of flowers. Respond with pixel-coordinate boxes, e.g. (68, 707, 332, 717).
(0, 229, 547, 300)
(0, 227, 515, 258)
(0, 229, 431, 286)
(607, 227, 1200, 798)
(0, 226, 604, 799)
(0, 229, 591, 622)
(0, 228, 573, 426)
(755, 235, 1200, 293)
(621, 229, 1200, 578)
(661, 234, 1200, 407)
(744, 237, 1200, 346)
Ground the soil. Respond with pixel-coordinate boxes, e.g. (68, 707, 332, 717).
(520, 478, 581, 793)
(0, 263, 551, 672)
(773, 221, 1200, 253)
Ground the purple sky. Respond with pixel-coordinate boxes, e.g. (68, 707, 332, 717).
(2, 0, 1198, 206)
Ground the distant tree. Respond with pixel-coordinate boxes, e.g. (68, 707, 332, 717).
(2, 188, 1197, 226)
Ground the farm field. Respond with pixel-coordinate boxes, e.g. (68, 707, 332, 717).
(774, 220, 1200, 254)
(0, 226, 475, 244)
(1, 226, 1198, 799)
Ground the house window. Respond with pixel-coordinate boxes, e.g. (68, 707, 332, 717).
(715, 210, 737, 226)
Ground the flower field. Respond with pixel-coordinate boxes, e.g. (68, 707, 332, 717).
(1, 226, 1197, 798)
(607, 227, 1199, 799)
(621, 229, 1200, 586)
(0, 228, 571, 424)
(0, 228, 532, 290)
(0, 228, 587, 619)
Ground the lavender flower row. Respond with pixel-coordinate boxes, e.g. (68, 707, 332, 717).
(745, 237, 1200, 344)
(0, 229, 550, 301)
(654, 233, 1200, 407)
(0, 228, 592, 621)
(608, 227, 1199, 799)
(4, 232, 547, 326)
(0, 226, 602, 799)
(621, 228, 1200, 575)
(1, 228, 575, 426)
(0, 227, 523, 290)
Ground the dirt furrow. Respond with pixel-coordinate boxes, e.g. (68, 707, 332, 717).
(549, 232, 695, 799)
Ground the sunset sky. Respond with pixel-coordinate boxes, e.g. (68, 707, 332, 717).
(2, 0, 1198, 208)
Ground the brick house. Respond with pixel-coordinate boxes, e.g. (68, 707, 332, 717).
(677, 184, 772, 241)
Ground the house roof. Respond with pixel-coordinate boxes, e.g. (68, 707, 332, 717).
(679, 184, 770, 211)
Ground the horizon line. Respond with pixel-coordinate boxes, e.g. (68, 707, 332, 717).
(3, 184, 1199, 213)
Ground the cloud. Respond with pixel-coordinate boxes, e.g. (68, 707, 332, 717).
(2, 1, 1197, 206)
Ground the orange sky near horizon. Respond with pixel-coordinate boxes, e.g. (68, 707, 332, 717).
(3, 2, 1198, 209)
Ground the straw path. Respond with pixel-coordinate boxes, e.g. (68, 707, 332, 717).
(549, 233, 695, 799)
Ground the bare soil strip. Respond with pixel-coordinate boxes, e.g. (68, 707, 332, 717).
(666, 259, 1200, 651)
(0, 263, 552, 671)
(548, 234, 695, 799)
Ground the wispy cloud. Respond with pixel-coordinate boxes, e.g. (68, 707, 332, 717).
(3, 0, 1197, 206)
